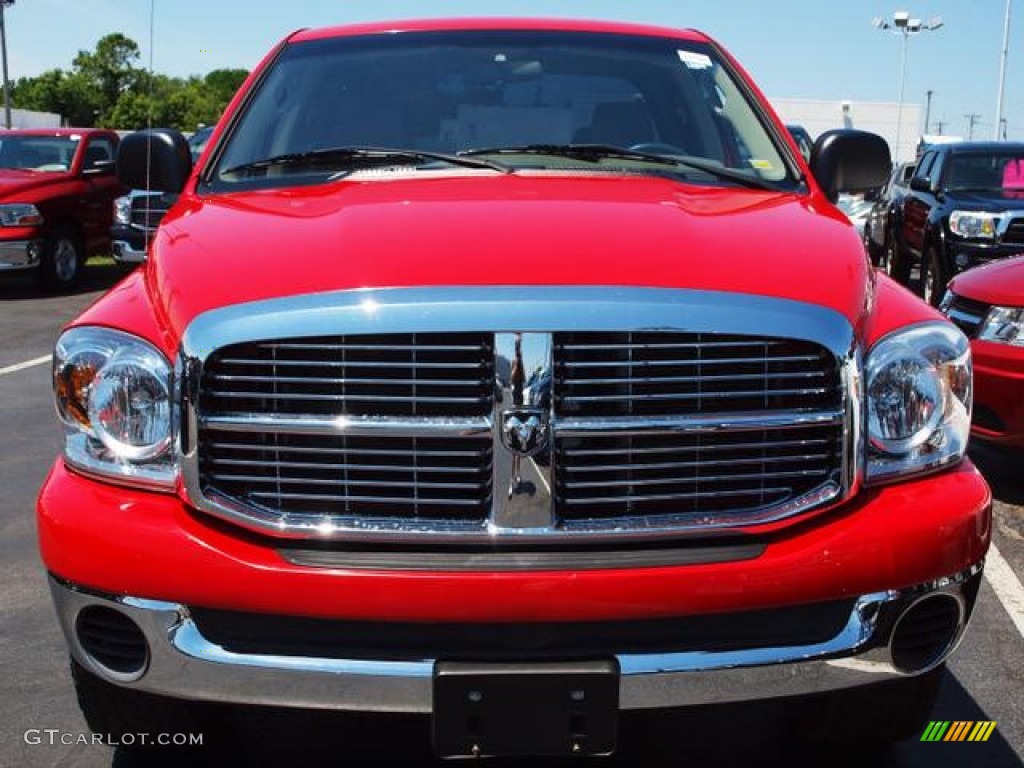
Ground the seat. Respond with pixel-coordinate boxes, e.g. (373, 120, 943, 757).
(574, 102, 657, 147)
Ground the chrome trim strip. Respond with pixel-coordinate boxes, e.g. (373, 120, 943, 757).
(49, 563, 982, 713)
(179, 286, 856, 542)
(198, 414, 493, 438)
(181, 287, 855, 354)
(279, 543, 766, 571)
(555, 410, 844, 437)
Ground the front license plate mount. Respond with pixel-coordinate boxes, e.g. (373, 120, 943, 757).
(432, 659, 619, 759)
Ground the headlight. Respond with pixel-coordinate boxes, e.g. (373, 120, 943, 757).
(0, 202, 42, 227)
(948, 210, 1000, 240)
(977, 306, 1024, 346)
(865, 322, 971, 484)
(54, 327, 177, 490)
(113, 195, 132, 226)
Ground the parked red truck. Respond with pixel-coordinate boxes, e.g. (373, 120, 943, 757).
(39, 19, 990, 758)
(0, 128, 123, 289)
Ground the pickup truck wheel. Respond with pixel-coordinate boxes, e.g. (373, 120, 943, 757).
(797, 665, 943, 746)
(37, 228, 83, 291)
(887, 237, 912, 285)
(921, 247, 948, 307)
(70, 658, 201, 747)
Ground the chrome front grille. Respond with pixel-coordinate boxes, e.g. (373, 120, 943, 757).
(202, 333, 493, 417)
(556, 425, 843, 520)
(944, 294, 990, 338)
(555, 332, 841, 418)
(129, 193, 171, 232)
(199, 432, 493, 520)
(1003, 216, 1024, 245)
(183, 287, 854, 542)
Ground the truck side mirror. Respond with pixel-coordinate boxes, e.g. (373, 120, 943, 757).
(809, 129, 891, 203)
(116, 129, 193, 193)
(909, 176, 933, 193)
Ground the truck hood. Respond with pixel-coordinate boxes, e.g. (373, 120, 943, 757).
(949, 253, 1024, 308)
(945, 189, 1024, 210)
(151, 173, 869, 340)
(0, 167, 69, 198)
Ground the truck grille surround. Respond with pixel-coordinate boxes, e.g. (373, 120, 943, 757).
(183, 288, 855, 544)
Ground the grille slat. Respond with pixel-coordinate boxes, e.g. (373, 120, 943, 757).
(563, 354, 824, 369)
(564, 371, 828, 386)
(563, 488, 793, 506)
(1002, 217, 1024, 245)
(562, 469, 829, 489)
(564, 453, 831, 473)
(565, 387, 831, 403)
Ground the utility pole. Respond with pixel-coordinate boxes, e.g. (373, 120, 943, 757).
(924, 90, 934, 134)
(995, 0, 1012, 140)
(965, 113, 981, 140)
(0, 1, 14, 130)
(934, 120, 946, 135)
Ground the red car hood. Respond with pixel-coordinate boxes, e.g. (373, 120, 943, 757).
(0, 167, 69, 197)
(949, 254, 1024, 308)
(151, 173, 869, 340)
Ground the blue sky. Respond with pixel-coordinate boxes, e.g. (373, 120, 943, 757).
(5, 0, 1021, 139)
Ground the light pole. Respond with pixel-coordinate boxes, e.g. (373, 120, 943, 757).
(873, 11, 944, 161)
(0, 0, 14, 130)
(994, 0, 1011, 140)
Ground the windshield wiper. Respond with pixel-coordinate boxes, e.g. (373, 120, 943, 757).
(221, 146, 512, 178)
(460, 143, 781, 191)
(460, 143, 681, 167)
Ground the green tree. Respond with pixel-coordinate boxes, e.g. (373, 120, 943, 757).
(11, 69, 99, 126)
(12, 33, 249, 130)
(203, 68, 249, 105)
(72, 33, 144, 121)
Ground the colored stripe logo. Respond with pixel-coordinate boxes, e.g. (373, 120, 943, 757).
(921, 721, 997, 742)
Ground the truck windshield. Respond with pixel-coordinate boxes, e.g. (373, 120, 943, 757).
(0, 135, 79, 172)
(945, 151, 1024, 192)
(210, 29, 795, 190)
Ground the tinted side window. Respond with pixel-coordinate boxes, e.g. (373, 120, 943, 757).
(929, 151, 946, 187)
(915, 152, 935, 181)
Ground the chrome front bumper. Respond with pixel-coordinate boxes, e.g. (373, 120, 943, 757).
(0, 239, 43, 271)
(112, 239, 147, 263)
(50, 564, 982, 713)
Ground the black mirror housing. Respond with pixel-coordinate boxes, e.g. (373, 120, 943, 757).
(809, 130, 891, 203)
(116, 129, 193, 193)
(909, 176, 934, 193)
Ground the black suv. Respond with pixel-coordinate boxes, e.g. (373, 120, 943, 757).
(864, 160, 915, 276)
(893, 141, 1024, 304)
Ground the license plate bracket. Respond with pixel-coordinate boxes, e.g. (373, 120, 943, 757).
(432, 660, 619, 759)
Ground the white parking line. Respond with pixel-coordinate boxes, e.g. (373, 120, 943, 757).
(0, 355, 51, 377)
(984, 542, 1024, 639)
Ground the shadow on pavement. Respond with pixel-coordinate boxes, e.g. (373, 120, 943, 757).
(106, 675, 1024, 768)
(0, 261, 133, 302)
(970, 443, 1024, 506)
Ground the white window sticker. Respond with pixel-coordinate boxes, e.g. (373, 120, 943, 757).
(678, 50, 713, 70)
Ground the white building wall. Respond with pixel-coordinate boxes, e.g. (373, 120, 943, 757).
(4, 107, 62, 129)
(771, 98, 924, 163)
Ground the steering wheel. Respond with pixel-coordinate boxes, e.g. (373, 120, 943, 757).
(628, 142, 687, 156)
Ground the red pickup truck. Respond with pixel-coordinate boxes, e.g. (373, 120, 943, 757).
(39, 19, 989, 757)
(0, 128, 124, 289)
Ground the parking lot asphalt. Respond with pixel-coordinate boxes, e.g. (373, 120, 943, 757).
(1, 264, 1022, 767)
